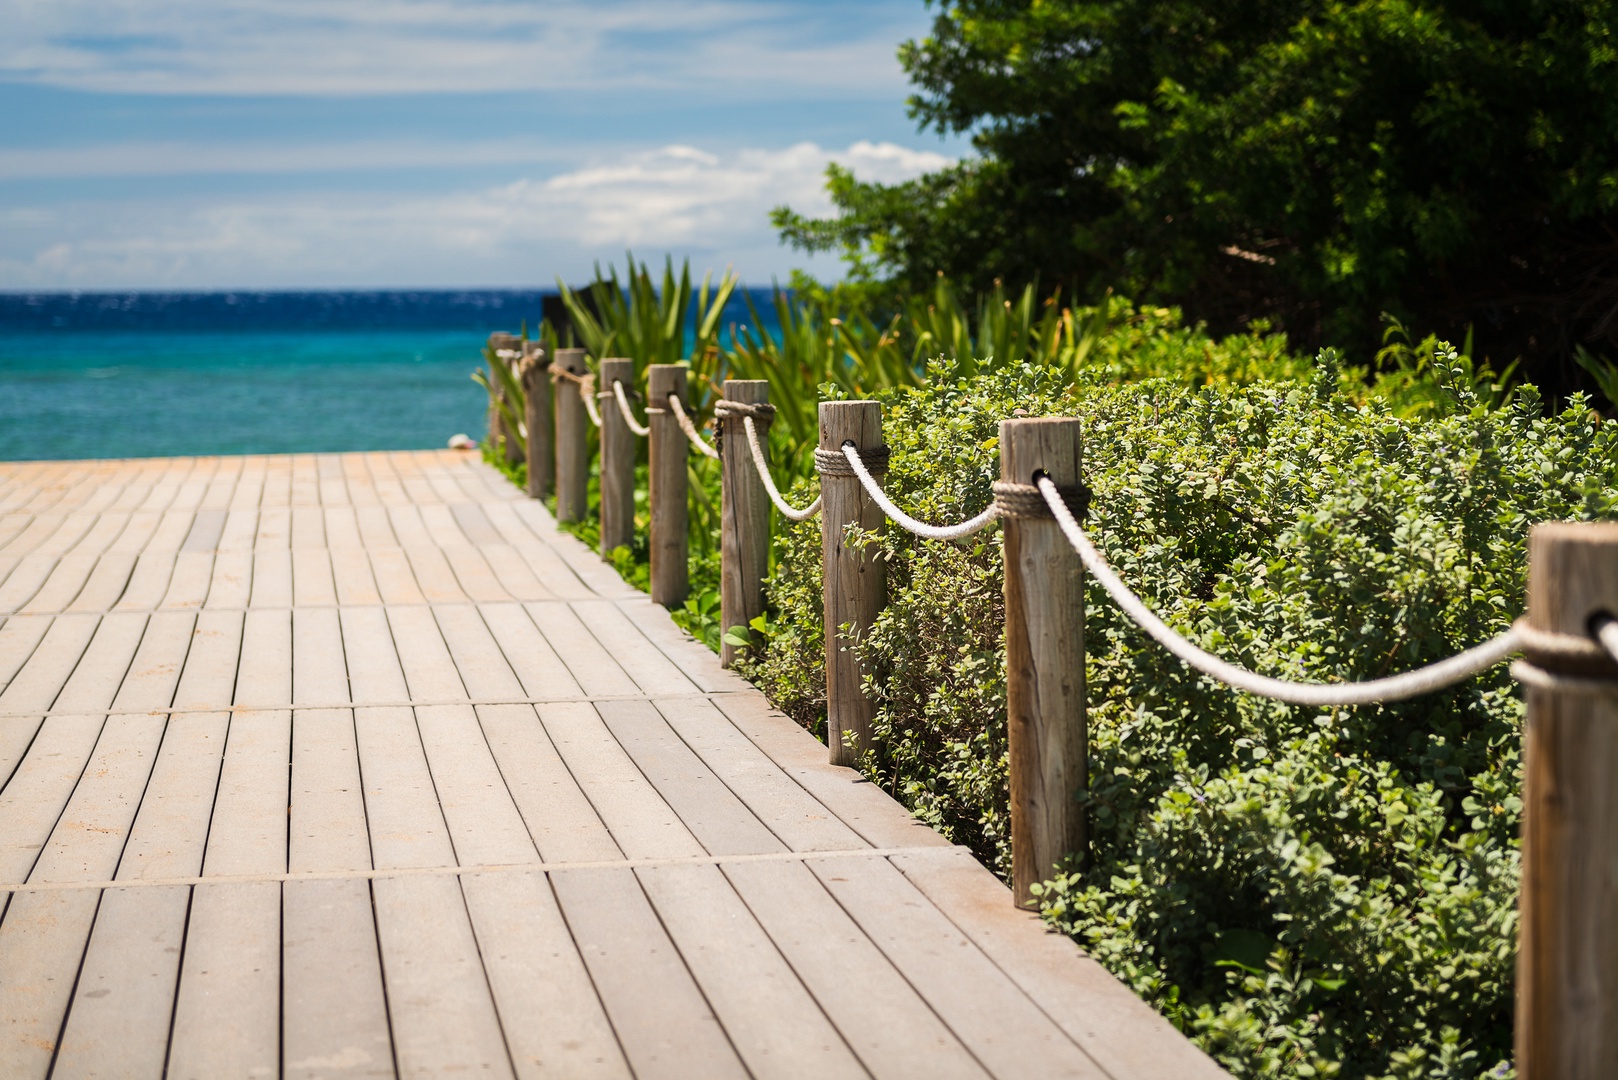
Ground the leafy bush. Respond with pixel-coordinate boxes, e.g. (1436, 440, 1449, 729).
(743, 358, 1617, 1078)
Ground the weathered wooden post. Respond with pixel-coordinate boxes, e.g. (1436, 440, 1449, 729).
(553, 347, 589, 523)
(598, 357, 636, 556)
(818, 401, 887, 766)
(647, 364, 689, 607)
(487, 332, 519, 452)
(999, 417, 1087, 908)
(1516, 521, 1618, 1078)
(521, 341, 552, 500)
(719, 380, 771, 668)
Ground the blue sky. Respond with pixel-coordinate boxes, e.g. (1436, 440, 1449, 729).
(0, 0, 958, 290)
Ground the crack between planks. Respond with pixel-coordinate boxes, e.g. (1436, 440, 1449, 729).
(1, 846, 969, 895)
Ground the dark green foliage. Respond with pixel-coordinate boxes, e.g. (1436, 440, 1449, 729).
(775, 0, 1618, 392)
(744, 357, 1618, 1077)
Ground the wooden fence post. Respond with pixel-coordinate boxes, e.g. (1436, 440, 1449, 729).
(553, 347, 589, 523)
(1516, 521, 1618, 1078)
(1000, 417, 1087, 908)
(598, 357, 636, 556)
(819, 400, 887, 766)
(487, 332, 519, 452)
(521, 341, 552, 500)
(719, 380, 771, 668)
(648, 364, 689, 607)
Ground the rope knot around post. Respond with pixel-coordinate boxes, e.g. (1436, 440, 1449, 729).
(992, 478, 1090, 521)
(713, 400, 777, 425)
(815, 445, 889, 476)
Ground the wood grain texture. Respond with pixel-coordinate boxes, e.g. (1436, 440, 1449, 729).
(999, 418, 1087, 906)
(522, 344, 554, 500)
(818, 401, 886, 766)
(647, 364, 690, 607)
(720, 380, 770, 668)
(1518, 522, 1618, 1079)
(553, 348, 590, 523)
(598, 358, 637, 556)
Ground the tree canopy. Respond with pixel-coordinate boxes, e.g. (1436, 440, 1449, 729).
(774, 1, 1618, 386)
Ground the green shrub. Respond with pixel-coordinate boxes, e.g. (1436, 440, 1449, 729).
(743, 358, 1617, 1078)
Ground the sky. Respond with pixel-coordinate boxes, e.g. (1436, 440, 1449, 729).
(0, 0, 959, 291)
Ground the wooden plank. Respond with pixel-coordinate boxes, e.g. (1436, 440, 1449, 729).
(723, 858, 989, 1080)
(421, 507, 510, 603)
(293, 547, 338, 606)
(0, 554, 57, 614)
(53, 611, 147, 714)
(638, 861, 868, 1080)
(117, 712, 229, 881)
(892, 848, 1229, 1080)
(283, 877, 395, 1079)
(18, 553, 97, 613)
(181, 509, 227, 552)
(167, 881, 281, 1080)
(714, 695, 953, 852)
(204, 550, 252, 608)
(0, 889, 102, 1080)
(525, 602, 639, 697)
(509, 500, 639, 598)
(572, 601, 700, 696)
(537, 702, 702, 860)
(64, 553, 136, 612)
(218, 508, 258, 551)
(236, 607, 291, 707)
(355, 706, 455, 870)
(433, 605, 525, 700)
(550, 866, 750, 1080)
(476, 603, 583, 700)
(25, 720, 167, 882)
(250, 550, 294, 607)
(388, 506, 467, 602)
(290, 709, 371, 873)
(106, 509, 161, 556)
(331, 547, 383, 606)
(202, 711, 291, 877)
(355, 505, 399, 549)
(597, 699, 784, 857)
(617, 598, 753, 694)
(415, 703, 537, 866)
(373, 874, 515, 1079)
(291, 505, 326, 549)
(461, 869, 631, 1079)
(111, 553, 176, 611)
(51, 885, 189, 1080)
(113, 610, 194, 711)
(293, 606, 350, 705)
(172, 609, 244, 710)
(0, 614, 53, 694)
(368, 548, 426, 605)
(476, 704, 620, 863)
(387, 605, 469, 701)
(808, 856, 1107, 1079)
(0, 615, 99, 777)
(655, 696, 866, 853)
(478, 502, 593, 599)
(158, 551, 215, 609)
(340, 606, 409, 702)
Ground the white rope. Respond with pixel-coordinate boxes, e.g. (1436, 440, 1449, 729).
(1597, 615, 1618, 668)
(668, 394, 720, 459)
(580, 379, 602, 428)
(742, 416, 821, 522)
(841, 444, 1001, 541)
(612, 381, 651, 437)
(1034, 476, 1521, 705)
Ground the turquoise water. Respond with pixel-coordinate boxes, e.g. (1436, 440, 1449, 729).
(0, 288, 781, 461)
(0, 329, 489, 461)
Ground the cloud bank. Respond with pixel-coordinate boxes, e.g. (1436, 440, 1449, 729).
(0, 141, 952, 288)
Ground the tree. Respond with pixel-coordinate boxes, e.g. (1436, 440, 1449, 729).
(774, 1, 1618, 389)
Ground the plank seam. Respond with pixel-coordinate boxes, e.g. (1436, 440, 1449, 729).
(3, 847, 967, 893)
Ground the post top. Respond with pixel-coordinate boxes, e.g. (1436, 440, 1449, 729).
(1528, 521, 1618, 637)
(553, 346, 587, 369)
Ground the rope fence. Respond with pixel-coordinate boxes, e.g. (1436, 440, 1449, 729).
(483, 340, 1618, 1023)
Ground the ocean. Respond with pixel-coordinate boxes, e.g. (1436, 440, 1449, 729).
(0, 289, 780, 462)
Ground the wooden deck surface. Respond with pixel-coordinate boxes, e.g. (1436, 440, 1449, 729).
(0, 450, 1223, 1080)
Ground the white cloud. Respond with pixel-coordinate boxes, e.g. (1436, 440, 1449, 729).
(0, 0, 920, 97)
(0, 140, 953, 288)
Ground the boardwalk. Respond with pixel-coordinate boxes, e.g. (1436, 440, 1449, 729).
(0, 450, 1222, 1080)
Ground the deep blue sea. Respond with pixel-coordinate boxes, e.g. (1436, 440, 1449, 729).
(0, 289, 780, 461)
